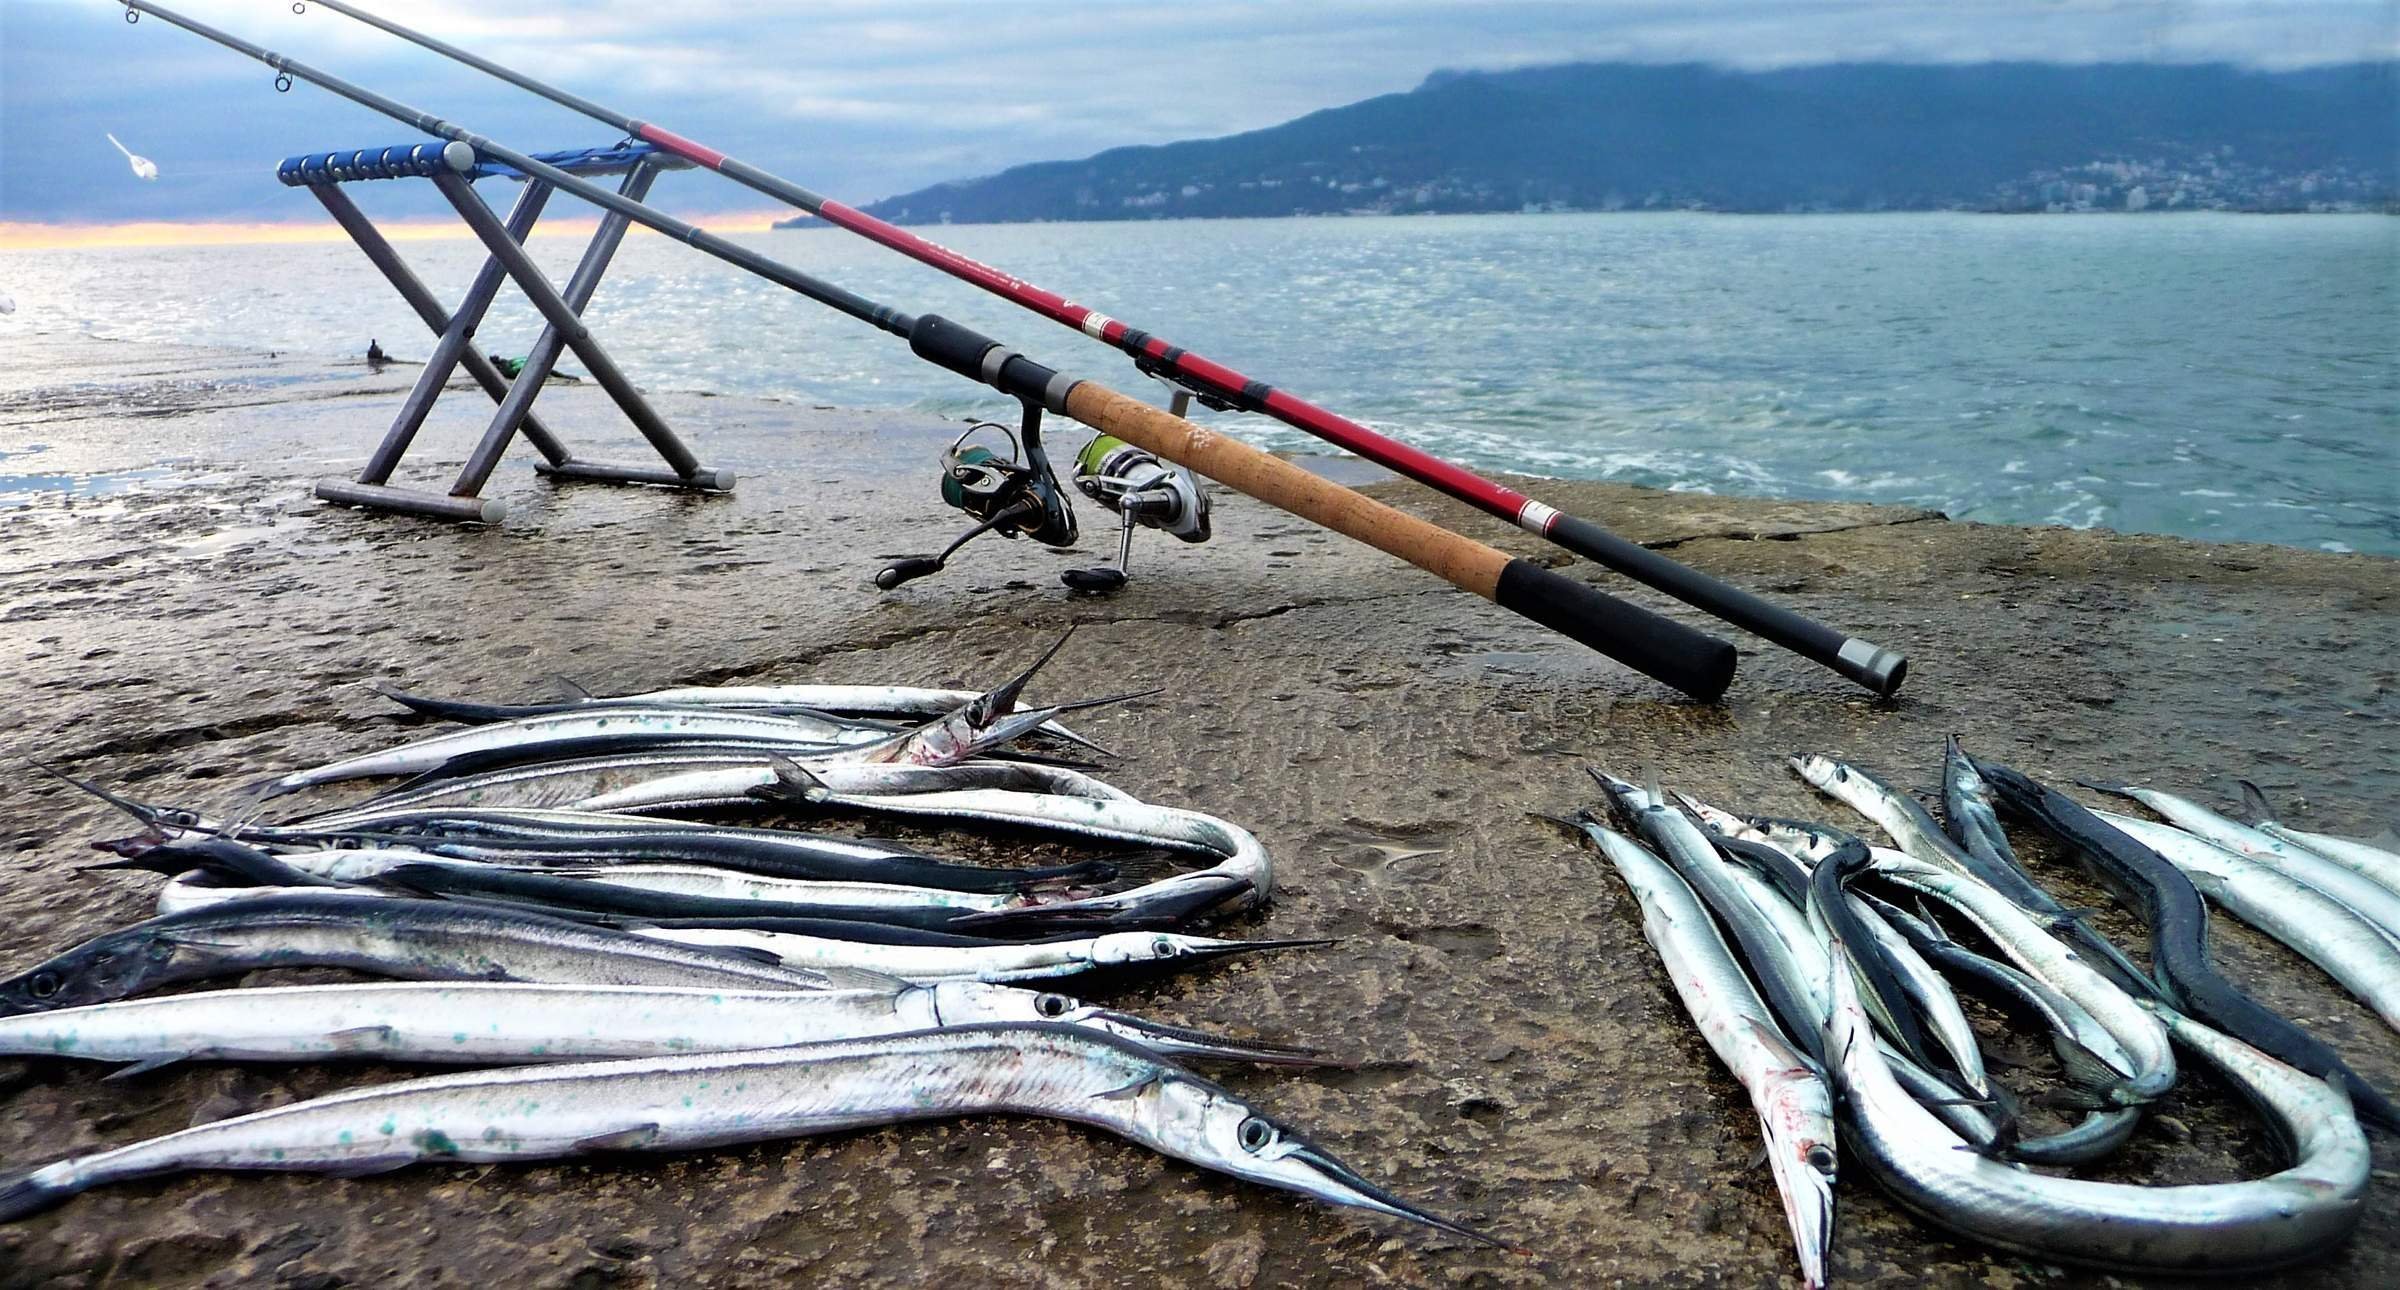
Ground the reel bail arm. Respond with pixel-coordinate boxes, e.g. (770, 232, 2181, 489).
(874, 394, 1076, 590)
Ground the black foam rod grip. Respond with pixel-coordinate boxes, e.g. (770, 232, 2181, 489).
(1547, 513, 1906, 696)
(1494, 560, 1737, 701)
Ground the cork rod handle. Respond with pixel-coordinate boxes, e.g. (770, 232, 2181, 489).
(1062, 382, 1737, 701)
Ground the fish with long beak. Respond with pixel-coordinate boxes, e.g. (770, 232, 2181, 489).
(83, 834, 342, 890)
(248, 708, 877, 800)
(639, 923, 1331, 984)
(0, 894, 831, 1016)
(0, 977, 1336, 1073)
(371, 678, 1109, 755)
(770, 767, 1273, 929)
(0, 1023, 1493, 1243)
(1563, 810, 1834, 1288)
(846, 629, 1154, 767)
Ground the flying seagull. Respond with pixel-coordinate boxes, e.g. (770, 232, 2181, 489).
(107, 133, 160, 181)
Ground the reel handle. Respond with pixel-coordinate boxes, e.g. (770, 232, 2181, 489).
(874, 557, 947, 590)
(874, 495, 1048, 591)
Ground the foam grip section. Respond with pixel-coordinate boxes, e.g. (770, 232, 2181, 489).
(1494, 560, 1737, 701)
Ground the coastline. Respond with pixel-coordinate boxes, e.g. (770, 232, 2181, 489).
(0, 334, 2394, 1285)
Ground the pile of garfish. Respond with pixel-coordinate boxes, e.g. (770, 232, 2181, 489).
(1554, 741, 2394, 1286)
(0, 635, 1495, 1246)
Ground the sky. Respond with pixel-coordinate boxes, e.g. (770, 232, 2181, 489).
(3, 0, 2394, 238)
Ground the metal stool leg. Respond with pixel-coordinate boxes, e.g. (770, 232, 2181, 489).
(309, 185, 570, 467)
(434, 171, 728, 490)
(357, 179, 553, 485)
(452, 161, 660, 496)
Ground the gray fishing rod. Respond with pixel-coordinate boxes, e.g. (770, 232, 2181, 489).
(115, 0, 1742, 701)
(285, 0, 1910, 698)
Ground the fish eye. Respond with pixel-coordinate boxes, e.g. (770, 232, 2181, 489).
(1152, 937, 1177, 957)
(1236, 1117, 1275, 1154)
(147, 940, 178, 962)
(1806, 1144, 1836, 1174)
(27, 971, 60, 999)
(1034, 993, 1072, 1018)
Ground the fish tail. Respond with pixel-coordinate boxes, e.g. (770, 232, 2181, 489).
(0, 1163, 78, 1224)
(2346, 1074, 2400, 1135)
(749, 756, 827, 805)
(2053, 1032, 2136, 1095)
(2235, 780, 2275, 825)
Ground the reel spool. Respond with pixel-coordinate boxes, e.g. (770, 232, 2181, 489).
(877, 394, 1210, 595)
(1063, 435, 1211, 593)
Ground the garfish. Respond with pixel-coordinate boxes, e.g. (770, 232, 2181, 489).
(266, 849, 1024, 914)
(1714, 811, 1978, 1085)
(639, 925, 1324, 984)
(1855, 891, 2143, 1165)
(1973, 758, 2399, 1131)
(0, 895, 830, 1015)
(155, 874, 395, 916)
(287, 753, 1133, 830)
(1575, 777, 1837, 1066)
(1821, 914, 2368, 1273)
(2238, 783, 2400, 894)
(1876, 741, 2159, 997)
(256, 709, 876, 798)
(262, 633, 1114, 799)
(2092, 814, 2400, 1034)
(0, 979, 1329, 1072)
(1763, 824, 1951, 1083)
(1940, 735, 2016, 875)
(346, 861, 1004, 932)
(88, 834, 340, 890)
(377, 680, 1103, 744)
(287, 748, 835, 826)
(2088, 785, 2400, 938)
(771, 768, 1272, 929)
(1700, 841, 2008, 1149)
(1549, 807, 1825, 1070)
(1693, 811, 2131, 1157)
(1790, 754, 2006, 890)
(1570, 815, 1835, 1289)
(330, 824, 1120, 895)
(1598, 773, 1988, 1097)
(0, 1024, 1493, 1242)
(1850, 848, 2175, 1107)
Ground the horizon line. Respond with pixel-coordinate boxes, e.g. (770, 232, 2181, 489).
(0, 210, 803, 253)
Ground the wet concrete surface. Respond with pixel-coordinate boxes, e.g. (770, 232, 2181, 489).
(0, 332, 2394, 1287)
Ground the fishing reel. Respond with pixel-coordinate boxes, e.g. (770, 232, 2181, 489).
(877, 396, 1210, 595)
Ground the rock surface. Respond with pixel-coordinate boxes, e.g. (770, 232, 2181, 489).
(0, 334, 2393, 1286)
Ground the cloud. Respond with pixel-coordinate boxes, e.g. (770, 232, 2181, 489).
(4, 0, 2392, 224)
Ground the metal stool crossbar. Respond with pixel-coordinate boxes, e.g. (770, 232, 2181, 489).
(279, 139, 733, 522)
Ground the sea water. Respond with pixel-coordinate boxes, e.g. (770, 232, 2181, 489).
(2, 212, 2391, 553)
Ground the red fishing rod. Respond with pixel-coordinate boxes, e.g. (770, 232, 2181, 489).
(291, 0, 1912, 698)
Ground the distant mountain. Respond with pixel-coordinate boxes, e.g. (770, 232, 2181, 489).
(816, 62, 2396, 225)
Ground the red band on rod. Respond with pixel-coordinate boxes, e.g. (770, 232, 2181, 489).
(636, 124, 728, 170)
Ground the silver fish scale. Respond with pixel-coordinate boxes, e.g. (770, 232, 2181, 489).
(164, 901, 827, 993)
(43, 1026, 1159, 1191)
